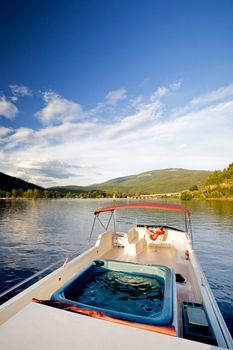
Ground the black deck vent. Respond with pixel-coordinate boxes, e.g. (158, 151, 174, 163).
(176, 274, 185, 283)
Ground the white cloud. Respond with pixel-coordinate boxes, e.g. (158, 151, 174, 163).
(3, 128, 35, 150)
(36, 91, 83, 125)
(0, 126, 12, 139)
(0, 96, 18, 119)
(9, 127, 34, 141)
(1, 82, 233, 186)
(105, 88, 127, 105)
(9, 84, 32, 97)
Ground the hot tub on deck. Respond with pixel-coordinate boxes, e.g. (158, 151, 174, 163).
(51, 260, 174, 326)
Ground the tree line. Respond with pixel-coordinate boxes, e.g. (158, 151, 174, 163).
(0, 189, 62, 199)
(0, 188, 128, 199)
(181, 162, 233, 200)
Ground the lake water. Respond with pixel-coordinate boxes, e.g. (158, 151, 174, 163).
(0, 198, 232, 336)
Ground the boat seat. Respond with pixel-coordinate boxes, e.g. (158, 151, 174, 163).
(124, 230, 144, 256)
(127, 229, 138, 242)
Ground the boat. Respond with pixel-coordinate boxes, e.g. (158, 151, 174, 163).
(0, 202, 232, 349)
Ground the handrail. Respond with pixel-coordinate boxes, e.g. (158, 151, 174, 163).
(0, 245, 88, 301)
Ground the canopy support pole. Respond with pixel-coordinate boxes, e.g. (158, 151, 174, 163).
(106, 210, 114, 231)
(88, 215, 97, 244)
(88, 211, 115, 244)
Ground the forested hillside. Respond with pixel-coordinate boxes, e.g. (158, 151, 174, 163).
(181, 163, 233, 199)
(205, 163, 233, 186)
(0, 172, 43, 191)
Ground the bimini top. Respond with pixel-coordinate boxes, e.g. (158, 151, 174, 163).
(94, 202, 191, 216)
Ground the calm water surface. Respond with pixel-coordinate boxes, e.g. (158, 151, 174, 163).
(0, 198, 232, 335)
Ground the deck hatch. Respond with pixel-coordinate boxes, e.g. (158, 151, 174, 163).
(182, 302, 217, 346)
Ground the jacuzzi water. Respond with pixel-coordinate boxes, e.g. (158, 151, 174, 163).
(74, 268, 164, 316)
(51, 260, 173, 325)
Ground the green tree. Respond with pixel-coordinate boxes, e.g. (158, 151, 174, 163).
(44, 190, 50, 199)
(180, 191, 192, 200)
(33, 189, 39, 199)
(12, 189, 17, 198)
(66, 192, 75, 199)
(24, 189, 34, 198)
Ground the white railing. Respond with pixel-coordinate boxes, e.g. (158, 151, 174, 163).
(0, 245, 88, 302)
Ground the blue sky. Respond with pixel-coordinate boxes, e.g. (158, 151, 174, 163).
(0, 0, 233, 187)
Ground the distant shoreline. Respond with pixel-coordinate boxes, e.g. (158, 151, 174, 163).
(1, 196, 233, 201)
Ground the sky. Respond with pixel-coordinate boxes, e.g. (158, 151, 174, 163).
(0, 0, 233, 187)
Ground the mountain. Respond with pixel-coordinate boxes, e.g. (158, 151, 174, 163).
(51, 168, 212, 194)
(0, 172, 44, 191)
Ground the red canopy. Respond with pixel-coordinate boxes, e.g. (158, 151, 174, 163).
(94, 202, 191, 216)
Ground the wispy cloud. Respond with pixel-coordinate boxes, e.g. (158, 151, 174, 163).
(105, 88, 127, 105)
(172, 82, 233, 118)
(10, 96, 18, 102)
(9, 84, 32, 97)
(0, 96, 18, 119)
(151, 87, 169, 101)
(169, 80, 181, 90)
(150, 80, 181, 101)
(190, 83, 233, 106)
(103, 101, 162, 139)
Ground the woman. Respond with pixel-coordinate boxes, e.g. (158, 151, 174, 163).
(144, 225, 165, 241)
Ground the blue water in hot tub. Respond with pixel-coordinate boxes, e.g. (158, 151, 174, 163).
(51, 260, 173, 325)
(74, 268, 164, 317)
